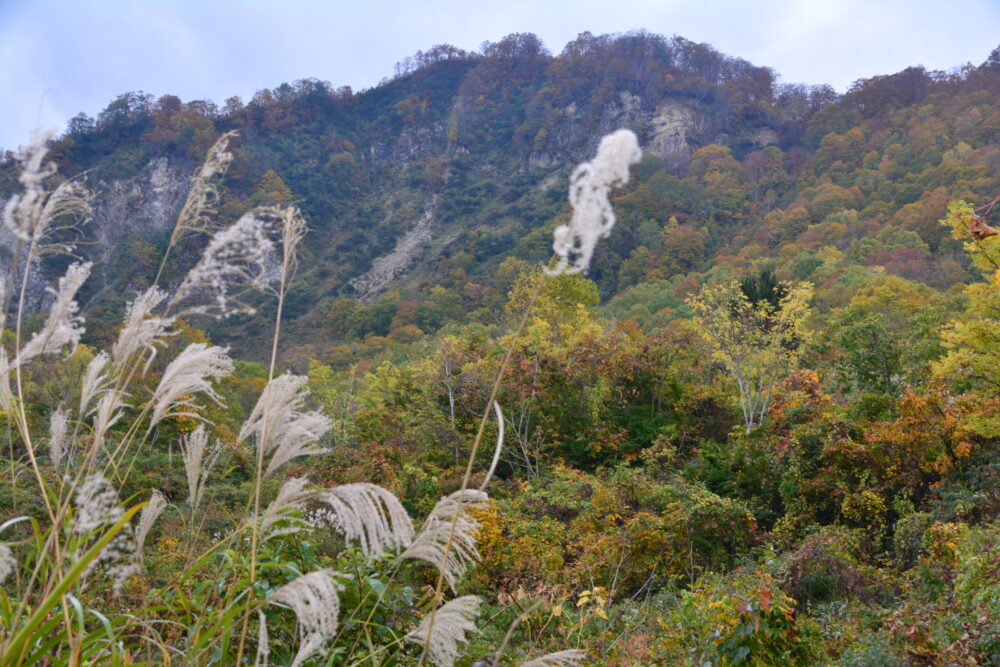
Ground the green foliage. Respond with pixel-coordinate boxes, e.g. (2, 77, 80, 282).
(655, 568, 820, 666)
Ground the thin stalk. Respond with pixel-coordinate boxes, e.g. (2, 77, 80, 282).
(416, 284, 539, 667)
(234, 214, 296, 665)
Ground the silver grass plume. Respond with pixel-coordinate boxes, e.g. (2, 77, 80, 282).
(149, 343, 232, 428)
(315, 483, 414, 557)
(170, 210, 276, 318)
(260, 477, 314, 540)
(0, 542, 15, 583)
(268, 569, 344, 667)
(274, 204, 307, 288)
(170, 131, 237, 243)
(134, 490, 166, 563)
(0, 349, 12, 411)
(72, 474, 138, 592)
(112, 287, 174, 369)
(49, 406, 68, 467)
(406, 595, 481, 667)
(2, 129, 92, 247)
(521, 650, 588, 666)
(180, 425, 222, 511)
(546, 129, 641, 275)
(255, 610, 270, 667)
(17, 261, 92, 364)
(79, 351, 111, 417)
(73, 474, 123, 534)
(399, 489, 488, 591)
(238, 374, 330, 476)
(92, 389, 126, 448)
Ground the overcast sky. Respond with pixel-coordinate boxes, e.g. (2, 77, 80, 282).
(2, 0, 998, 151)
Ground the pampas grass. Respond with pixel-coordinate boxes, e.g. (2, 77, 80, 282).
(406, 595, 481, 667)
(0, 125, 639, 666)
(238, 373, 331, 476)
(148, 343, 232, 427)
(316, 482, 414, 557)
(268, 569, 344, 667)
(399, 489, 488, 591)
(521, 649, 588, 666)
(179, 425, 221, 512)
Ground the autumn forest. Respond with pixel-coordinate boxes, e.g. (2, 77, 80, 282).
(0, 30, 999, 665)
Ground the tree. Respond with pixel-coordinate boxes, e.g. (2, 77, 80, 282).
(687, 277, 812, 433)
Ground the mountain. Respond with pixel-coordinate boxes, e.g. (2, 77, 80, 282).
(3, 31, 999, 363)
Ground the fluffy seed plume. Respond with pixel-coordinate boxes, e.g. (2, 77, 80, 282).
(149, 343, 232, 428)
(0, 350, 12, 412)
(274, 204, 307, 286)
(406, 595, 481, 667)
(79, 351, 111, 417)
(315, 483, 414, 557)
(260, 477, 314, 540)
(0, 542, 16, 583)
(268, 569, 344, 667)
(238, 374, 330, 476)
(169, 131, 237, 243)
(521, 649, 588, 666)
(134, 490, 166, 563)
(256, 610, 270, 667)
(2, 129, 92, 247)
(17, 261, 92, 364)
(170, 210, 276, 318)
(49, 406, 68, 467)
(73, 474, 123, 534)
(92, 389, 126, 448)
(399, 489, 488, 591)
(112, 287, 174, 369)
(72, 474, 138, 592)
(547, 129, 641, 275)
(180, 426, 222, 511)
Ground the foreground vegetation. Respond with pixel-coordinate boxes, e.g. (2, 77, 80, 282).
(1, 31, 1000, 666)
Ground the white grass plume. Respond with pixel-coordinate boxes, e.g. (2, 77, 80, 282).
(170, 131, 237, 243)
(0, 542, 16, 584)
(49, 406, 68, 467)
(112, 287, 174, 369)
(92, 389, 126, 448)
(149, 343, 232, 428)
(268, 569, 344, 667)
(79, 351, 111, 417)
(255, 610, 270, 667)
(238, 374, 330, 476)
(72, 474, 138, 592)
(3, 129, 92, 247)
(260, 477, 314, 540)
(73, 474, 123, 534)
(170, 210, 276, 318)
(547, 129, 641, 275)
(521, 649, 588, 666)
(180, 425, 222, 511)
(0, 349, 12, 412)
(274, 204, 307, 287)
(405, 595, 481, 667)
(134, 489, 166, 562)
(315, 483, 414, 557)
(17, 261, 92, 364)
(399, 489, 488, 591)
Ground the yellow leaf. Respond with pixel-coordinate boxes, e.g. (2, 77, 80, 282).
(552, 605, 563, 617)
(595, 607, 608, 620)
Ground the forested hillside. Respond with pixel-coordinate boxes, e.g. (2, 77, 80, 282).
(1, 30, 1000, 665)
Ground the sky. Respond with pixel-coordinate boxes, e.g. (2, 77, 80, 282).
(1, 0, 998, 151)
